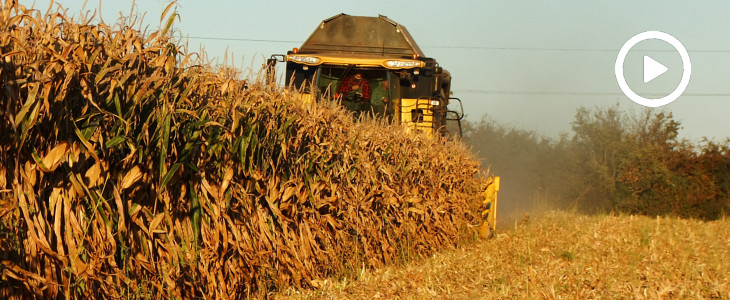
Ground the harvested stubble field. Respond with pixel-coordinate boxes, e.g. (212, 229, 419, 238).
(278, 211, 730, 299)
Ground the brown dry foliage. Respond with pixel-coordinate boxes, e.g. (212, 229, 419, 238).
(279, 211, 730, 299)
(0, 1, 485, 298)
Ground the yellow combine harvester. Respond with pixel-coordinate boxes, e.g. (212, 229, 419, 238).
(268, 14, 463, 137)
(268, 13, 499, 236)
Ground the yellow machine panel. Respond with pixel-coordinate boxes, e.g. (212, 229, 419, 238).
(400, 98, 436, 137)
(480, 176, 500, 238)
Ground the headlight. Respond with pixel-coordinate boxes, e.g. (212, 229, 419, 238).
(385, 60, 423, 69)
(288, 55, 321, 65)
(430, 100, 440, 106)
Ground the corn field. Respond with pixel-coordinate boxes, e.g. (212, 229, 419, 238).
(0, 1, 486, 298)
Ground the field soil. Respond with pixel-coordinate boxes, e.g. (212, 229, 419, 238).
(277, 211, 730, 299)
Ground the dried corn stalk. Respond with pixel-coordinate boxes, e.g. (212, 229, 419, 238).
(0, 1, 487, 298)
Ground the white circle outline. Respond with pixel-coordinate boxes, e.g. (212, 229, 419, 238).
(615, 31, 692, 108)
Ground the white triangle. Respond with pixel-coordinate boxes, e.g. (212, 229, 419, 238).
(644, 55, 668, 83)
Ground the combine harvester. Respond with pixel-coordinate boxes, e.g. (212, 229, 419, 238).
(268, 14, 500, 236)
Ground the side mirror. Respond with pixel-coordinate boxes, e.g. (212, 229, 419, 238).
(446, 97, 465, 137)
(448, 97, 464, 120)
(266, 58, 277, 68)
(265, 55, 285, 86)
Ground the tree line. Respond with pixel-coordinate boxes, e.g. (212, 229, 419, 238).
(463, 105, 730, 220)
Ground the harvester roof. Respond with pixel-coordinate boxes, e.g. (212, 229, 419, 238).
(298, 14, 425, 58)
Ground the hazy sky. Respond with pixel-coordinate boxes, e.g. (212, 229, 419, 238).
(27, 0, 730, 141)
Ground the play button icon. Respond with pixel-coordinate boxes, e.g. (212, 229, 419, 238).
(643, 56, 668, 83)
(615, 31, 692, 107)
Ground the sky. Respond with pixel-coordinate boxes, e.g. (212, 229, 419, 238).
(26, 0, 730, 142)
